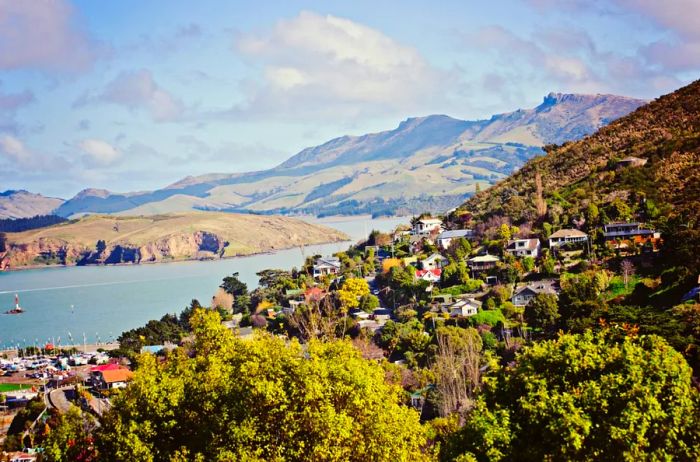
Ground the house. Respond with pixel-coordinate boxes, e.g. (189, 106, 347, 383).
(313, 257, 341, 278)
(449, 298, 481, 317)
(603, 222, 661, 250)
(92, 367, 134, 390)
(350, 308, 371, 320)
(506, 238, 540, 258)
(422, 253, 447, 270)
(415, 268, 442, 283)
(512, 280, 559, 307)
(304, 287, 327, 304)
(468, 254, 500, 272)
(372, 308, 392, 322)
(548, 229, 588, 248)
(616, 156, 647, 169)
(8, 452, 37, 462)
(436, 229, 474, 250)
(413, 217, 443, 235)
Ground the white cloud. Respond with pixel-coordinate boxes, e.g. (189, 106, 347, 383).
(0, 0, 104, 72)
(231, 11, 457, 120)
(79, 138, 120, 166)
(79, 69, 185, 122)
(0, 134, 33, 163)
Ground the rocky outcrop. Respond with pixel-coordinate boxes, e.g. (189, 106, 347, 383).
(3, 231, 229, 268)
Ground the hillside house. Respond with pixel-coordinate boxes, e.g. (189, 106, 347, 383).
(468, 254, 500, 272)
(505, 238, 540, 258)
(413, 218, 443, 235)
(603, 222, 661, 251)
(616, 156, 647, 169)
(92, 367, 134, 390)
(512, 280, 559, 307)
(422, 253, 447, 270)
(448, 298, 481, 317)
(313, 257, 341, 278)
(548, 229, 588, 248)
(436, 229, 474, 250)
(415, 268, 442, 283)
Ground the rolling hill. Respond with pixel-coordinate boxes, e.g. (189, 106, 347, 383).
(49, 92, 644, 218)
(1, 212, 349, 269)
(0, 190, 65, 219)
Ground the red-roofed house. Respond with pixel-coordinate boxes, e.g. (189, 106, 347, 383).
(415, 268, 442, 283)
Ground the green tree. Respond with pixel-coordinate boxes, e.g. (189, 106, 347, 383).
(523, 293, 559, 332)
(444, 330, 700, 461)
(220, 272, 248, 297)
(42, 407, 98, 461)
(95, 310, 430, 461)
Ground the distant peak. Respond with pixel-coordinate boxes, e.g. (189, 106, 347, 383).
(397, 114, 462, 130)
(74, 188, 111, 199)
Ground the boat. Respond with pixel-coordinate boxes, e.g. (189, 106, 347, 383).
(5, 294, 24, 314)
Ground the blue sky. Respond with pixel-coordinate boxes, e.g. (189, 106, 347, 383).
(0, 0, 698, 197)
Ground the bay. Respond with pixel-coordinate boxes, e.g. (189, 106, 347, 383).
(0, 215, 405, 348)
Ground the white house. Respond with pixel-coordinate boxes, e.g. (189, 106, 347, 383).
(449, 298, 481, 317)
(548, 229, 588, 248)
(468, 254, 500, 272)
(313, 256, 341, 278)
(413, 217, 443, 235)
(506, 238, 541, 258)
(422, 253, 447, 271)
(512, 280, 559, 307)
(437, 229, 474, 250)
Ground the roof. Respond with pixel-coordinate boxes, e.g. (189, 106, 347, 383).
(549, 229, 587, 239)
(314, 257, 341, 268)
(416, 268, 442, 278)
(424, 253, 446, 262)
(418, 218, 442, 224)
(469, 254, 500, 263)
(506, 238, 539, 250)
(91, 363, 122, 372)
(438, 229, 473, 239)
(100, 368, 134, 384)
(514, 280, 559, 297)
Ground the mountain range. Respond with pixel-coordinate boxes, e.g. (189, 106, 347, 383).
(1, 92, 646, 219)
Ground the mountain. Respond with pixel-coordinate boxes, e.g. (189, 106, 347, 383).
(54, 92, 646, 218)
(456, 79, 700, 289)
(1, 212, 348, 269)
(0, 190, 65, 219)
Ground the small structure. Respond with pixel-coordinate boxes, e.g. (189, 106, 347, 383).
(512, 280, 559, 307)
(548, 229, 588, 248)
(372, 308, 392, 322)
(616, 156, 647, 169)
(415, 268, 442, 283)
(468, 254, 500, 272)
(8, 452, 37, 462)
(436, 229, 474, 250)
(312, 257, 341, 278)
(413, 217, 443, 235)
(603, 222, 660, 251)
(350, 309, 371, 320)
(92, 367, 134, 390)
(304, 287, 327, 304)
(506, 238, 540, 258)
(448, 298, 481, 317)
(422, 253, 447, 271)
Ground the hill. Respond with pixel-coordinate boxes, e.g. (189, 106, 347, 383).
(1, 212, 349, 269)
(0, 190, 65, 219)
(54, 92, 645, 218)
(457, 79, 700, 289)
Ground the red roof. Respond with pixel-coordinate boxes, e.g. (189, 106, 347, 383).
(100, 369, 134, 383)
(304, 287, 326, 302)
(416, 268, 441, 278)
(91, 363, 123, 372)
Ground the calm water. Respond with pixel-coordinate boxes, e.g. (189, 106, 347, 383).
(0, 216, 405, 347)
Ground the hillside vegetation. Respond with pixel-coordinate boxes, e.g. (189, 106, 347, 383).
(2, 212, 348, 268)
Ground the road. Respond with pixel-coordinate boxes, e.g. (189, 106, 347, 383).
(47, 386, 74, 413)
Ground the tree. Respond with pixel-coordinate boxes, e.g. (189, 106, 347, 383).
(445, 330, 700, 461)
(42, 407, 98, 461)
(433, 326, 482, 417)
(0, 232, 7, 252)
(337, 278, 370, 310)
(523, 293, 559, 332)
(621, 259, 635, 288)
(95, 310, 431, 461)
(220, 272, 248, 297)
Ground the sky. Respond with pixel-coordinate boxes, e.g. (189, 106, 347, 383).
(0, 0, 698, 198)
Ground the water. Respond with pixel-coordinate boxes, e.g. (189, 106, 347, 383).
(0, 215, 405, 347)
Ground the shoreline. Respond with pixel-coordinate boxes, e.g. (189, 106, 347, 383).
(0, 235, 352, 273)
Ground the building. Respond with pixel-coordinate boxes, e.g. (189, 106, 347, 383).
(468, 254, 500, 272)
(372, 308, 392, 322)
(603, 222, 660, 251)
(436, 229, 474, 250)
(415, 268, 442, 283)
(448, 298, 481, 317)
(512, 280, 559, 307)
(422, 253, 447, 271)
(548, 229, 588, 248)
(413, 217, 443, 235)
(505, 238, 541, 258)
(313, 257, 341, 278)
(92, 367, 134, 390)
(616, 156, 647, 169)
(8, 452, 37, 462)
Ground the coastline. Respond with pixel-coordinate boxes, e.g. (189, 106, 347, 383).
(0, 235, 351, 273)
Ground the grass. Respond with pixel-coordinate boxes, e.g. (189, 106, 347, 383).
(0, 383, 33, 392)
(606, 275, 642, 300)
(472, 308, 506, 326)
